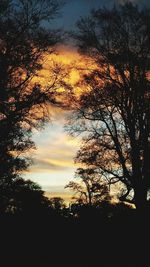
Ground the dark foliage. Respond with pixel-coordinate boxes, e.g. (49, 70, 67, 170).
(66, 3, 150, 211)
(0, 178, 51, 214)
(0, 0, 64, 211)
(0, 200, 149, 267)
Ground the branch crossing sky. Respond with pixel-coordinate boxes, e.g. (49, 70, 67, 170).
(25, 0, 149, 196)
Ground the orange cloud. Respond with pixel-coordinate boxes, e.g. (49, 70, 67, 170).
(31, 45, 81, 85)
(25, 45, 94, 191)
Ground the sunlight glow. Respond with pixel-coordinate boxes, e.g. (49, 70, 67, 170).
(25, 45, 95, 193)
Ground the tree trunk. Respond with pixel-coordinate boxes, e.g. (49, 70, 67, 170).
(131, 148, 147, 213)
(134, 184, 147, 214)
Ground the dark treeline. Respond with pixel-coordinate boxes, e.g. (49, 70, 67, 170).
(0, 1, 150, 267)
(0, 199, 150, 267)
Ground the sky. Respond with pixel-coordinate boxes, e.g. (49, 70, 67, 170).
(26, 107, 80, 193)
(25, 0, 103, 196)
(25, 48, 82, 196)
(25, 0, 149, 197)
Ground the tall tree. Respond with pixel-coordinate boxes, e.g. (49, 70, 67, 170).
(66, 168, 110, 205)
(0, 0, 64, 211)
(66, 3, 150, 211)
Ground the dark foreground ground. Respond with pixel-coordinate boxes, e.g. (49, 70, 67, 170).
(0, 208, 149, 267)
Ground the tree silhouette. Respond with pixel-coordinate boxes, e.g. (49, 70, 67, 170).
(0, 0, 64, 210)
(0, 178, 51, 214)
(49, 197, 66, 209)
(66, 3, 150, 211)
(66, 167, 110, 206)
(49, 197, 67, 217)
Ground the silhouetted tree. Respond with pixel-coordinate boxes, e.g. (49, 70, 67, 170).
(67, 3, 150, 211)
(0, 178, 51, 214)
(0, 0, 64, 209)
(49, 196, 66, 210)
(66, 167, 110, 206)
(49, 196, 68, 217)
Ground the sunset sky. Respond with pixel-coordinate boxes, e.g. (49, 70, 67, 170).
(26, 47, 82, 196)
(24, 0, 148, 197)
